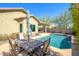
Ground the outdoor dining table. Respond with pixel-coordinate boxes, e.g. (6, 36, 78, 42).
(15, 39, 44, 54)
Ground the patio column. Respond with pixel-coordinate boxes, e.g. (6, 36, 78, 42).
(44, 26, 47, 33)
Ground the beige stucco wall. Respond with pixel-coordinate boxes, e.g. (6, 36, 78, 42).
(0, 10, 38, 35)
(30, 17, 38, 35)
(17, 16, 39, 35)
(22, 19, 27, 34)
(0, 11, 26, 35)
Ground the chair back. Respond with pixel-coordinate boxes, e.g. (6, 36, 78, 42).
(8, 37, 15, 51)
(17, 33, 26, 40)
(43, 38, 50, 53)
(8, 37, 19, 55)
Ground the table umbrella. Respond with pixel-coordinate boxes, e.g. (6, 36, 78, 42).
(26, 9, 32, 42)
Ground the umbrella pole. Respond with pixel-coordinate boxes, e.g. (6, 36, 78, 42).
(27, 33, 30, 42)
(26, 9, 31, 42)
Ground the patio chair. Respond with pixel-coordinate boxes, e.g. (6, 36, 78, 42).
(17, 33, 35, 43)
(34, 38, 50, 56)
(8, 37, 24, 56)
(16, 33, 27, 41)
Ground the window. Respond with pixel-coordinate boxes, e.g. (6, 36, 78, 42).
(20, 23, 22, 32)
(30, 24, 35, 32)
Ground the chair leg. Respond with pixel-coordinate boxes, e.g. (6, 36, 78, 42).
(27, 51, 34, 56)
(47, 46, 50, 55)
(17, 49, 24, 55)
(43, 53, 46, 56)
(43, 46, 50, 56)
(9, 49, 17, 56)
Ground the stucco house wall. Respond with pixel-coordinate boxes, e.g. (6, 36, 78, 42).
(0, 10, 26, 34)
(0, 8, 39, 35)
(30, 16, 38, 35)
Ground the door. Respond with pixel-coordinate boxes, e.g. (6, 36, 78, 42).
(19, 23, 22, 32)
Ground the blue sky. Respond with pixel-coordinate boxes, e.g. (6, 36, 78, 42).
(0, 3, 70, 19)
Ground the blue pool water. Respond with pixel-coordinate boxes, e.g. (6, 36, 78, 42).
(39, 34, 71, 49)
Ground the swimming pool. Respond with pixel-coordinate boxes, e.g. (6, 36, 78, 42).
(39, 33, 71, 49)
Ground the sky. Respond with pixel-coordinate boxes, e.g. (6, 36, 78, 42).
(0, 3, 70, 19)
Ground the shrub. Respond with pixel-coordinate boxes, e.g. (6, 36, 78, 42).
(10, 33, 17, 40)
(0, 34, 8, 41)
(0, 34, 3, 41)
(3, 34, 9, 40)
(71, 4, 79, 46)
(0, 33, 17, 41)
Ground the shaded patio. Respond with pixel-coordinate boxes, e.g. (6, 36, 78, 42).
(38, 21, 49, 33)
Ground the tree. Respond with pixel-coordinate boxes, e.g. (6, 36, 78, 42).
(39, 16, 54, 24)
(53, 11, 72, 30)
(71, 3, 79, 45)
(39, 10, 72, 30)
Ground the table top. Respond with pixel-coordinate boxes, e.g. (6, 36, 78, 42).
(15, 39, 44, 53)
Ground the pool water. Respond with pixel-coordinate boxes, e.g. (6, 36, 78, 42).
(39, 34, 71, 49)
